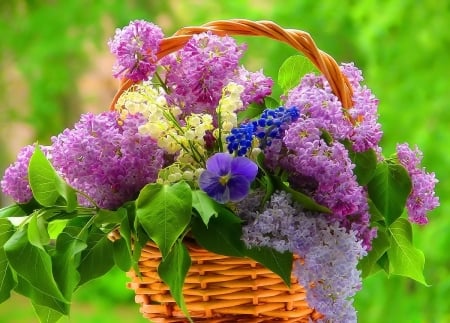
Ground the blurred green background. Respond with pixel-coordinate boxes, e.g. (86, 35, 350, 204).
(0, 1, 449, 322)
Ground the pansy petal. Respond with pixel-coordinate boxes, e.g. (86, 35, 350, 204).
(230, 156, 258, 182)
(227, 175, 251, 202)
(206, 153, 232, 176)
(199, 170, 230, 203)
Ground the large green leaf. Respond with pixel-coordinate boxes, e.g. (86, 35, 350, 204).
(358, 228, 391, 278)
(367, 162, 412, 225)
(245, 246, 293, 287)
(136, 181, 192, 259)
(387, 218, 428, 285)
(15, 275, 69, 317)
(0, 219, 16, 303)
(191, 207, 245, 257)
(278, 55, 317, 93)
(28, 146, 77, 211)
(77, 228, 114, 286)
(158, 240, 192, 322)
(4, 228, 68, 304)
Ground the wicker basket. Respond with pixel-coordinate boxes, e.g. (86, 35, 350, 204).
(127, 240, 323, 322)
(112, 19, 354, 322)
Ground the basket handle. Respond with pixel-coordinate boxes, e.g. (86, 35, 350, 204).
(110, 19, 353, 110)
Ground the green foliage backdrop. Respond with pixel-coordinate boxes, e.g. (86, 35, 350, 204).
(0, 1, 449, 322)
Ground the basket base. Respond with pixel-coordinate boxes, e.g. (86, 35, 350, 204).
(127, 241, 322, 322)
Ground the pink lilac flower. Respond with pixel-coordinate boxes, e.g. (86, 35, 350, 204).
(1, 145, 49, 203)
(284, 73, 352, 141)
(162, 32, 245, 116)
(50, 111, 164, 209)
(396, 143, 439, 224)
(238, 191, 366, 322)
(234, 67, 274, 106)
(108, 20, 164, 81)
(162, 32, 273, 117)
(342, 63, 382, 152)
(199, 153, 258, 203)
(284, 63, 382, 152)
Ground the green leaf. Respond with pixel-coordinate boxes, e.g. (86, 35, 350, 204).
(33, 304, 64, 323)
(191, 207, 245, 257)
(191, 190, 219, 226)
(136, 181, 192, 259)
(113, 237, 132, 272)
(28, 145, 77, 211)
(4, 228, 68, 304)
(358, 229, 391, 278)
(0, 219, 16, 303)
(94, 208, 127, 226)
(118, 209, 135, 271)
(278, 55, 317, 93)
(368, 199, 385, 224)
(348, 148, 378, 185)
(245, 246, 293, 287)
(77, 228, 114, 286)
(377, 253, 390, 275)
(264, 97, 279, 109)
(0, 200, 40, 218)
(387, 218, 428, 285)
(158, 240, 192, 322)
(273, 177, 331, 213)
(367, 162, 412, 225)
(28, 212, 50, 250)
(52, 230, 87, 301)
(237, 102, 265, 123)
(15, 275, 69, 317)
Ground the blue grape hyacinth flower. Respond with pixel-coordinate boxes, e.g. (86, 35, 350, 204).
(199, 152, 258, 203)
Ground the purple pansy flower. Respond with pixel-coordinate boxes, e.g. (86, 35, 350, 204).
(199, 153, 258, 204)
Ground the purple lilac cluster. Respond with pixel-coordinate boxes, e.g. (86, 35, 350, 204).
(1, 112, 166, 209)
(226, 106, 300, 156)
(396, 143, 439, 224)
(263, 64, 382, 249)
(284, 63, 382, 152)
(268, 117, 375, 248)
(108, 20, 164, 81)
(162, 32, 273, 116)
(238, 191, 366, 322)
(1, 145, 43, 203)
(50, 112, 165, 209)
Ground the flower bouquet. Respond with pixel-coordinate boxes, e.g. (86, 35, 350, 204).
(0, 19, 439, 323)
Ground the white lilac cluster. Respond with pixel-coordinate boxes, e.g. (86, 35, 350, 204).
(238, 191, 367, 322)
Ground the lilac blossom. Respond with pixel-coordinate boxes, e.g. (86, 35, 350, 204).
(284, 63, 382, 152)
(275, 118, 375, 249)
(1, 145, 49, 203)
(239, 191, 366, 322)
(108, 20, 164, 81)
(162, 32, 273, 117)
(162, 32, 245, 116)
(51, 112, 164, 209)
(235, 66, 274, 106)
(396, 143, 439, 224)
(199, 153, 257, 203)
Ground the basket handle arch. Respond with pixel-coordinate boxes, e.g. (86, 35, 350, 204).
(110, 19, 354, 111)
